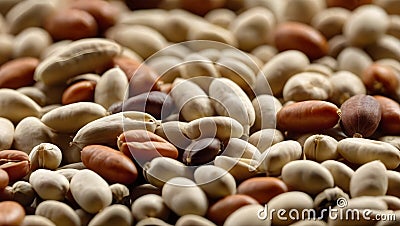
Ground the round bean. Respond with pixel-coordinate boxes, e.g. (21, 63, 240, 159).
(0, 89, 41, 124)
(194, 165, 236, 199)
(35, 200, 80, 226)
(303, 134, 339, 162)
(374, 95, 400, 135)
(0, 201, 25, 226)
(176, 214, 216, 226)
(29, 169, 69, 201)
(328, 71, 366, 106)
(237, 177, 288, 204)
(11, 181, 36, 206)
(0, 117, 14, 151)
(350, 161, 388, 198)
(131, 194, 170, 221)
(29, 143, 62, 170)
(248, 129, 285, 153)
(321, 160, 354, 193)
(94, 67, 128, 109)
(12, 27, 52, 59)
(62, 80, 96, 105)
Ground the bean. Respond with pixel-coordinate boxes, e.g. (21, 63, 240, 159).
(311, 7, 350, 39)
(276, 100, 340, 133)
(283, 0, 325, 24)
(0, 88, 41, 123)
(88, 204, 132, 226)
(183, 138, 222, 165)
(0, 57, 38, 89)
(29, 169, 69, 201)
(337, 138, 400, 169)
(0, 34, 13, 65)
(0, 150, 30, 182)
(0, 117, 13, 151)
(251, 94, 282, 132)
(388, 15, 400, 39)
(81, 145, 138, 184)
(328, 71, 366, 105)
(147, 56, 182, 83)
(337, 47, 373, 77)
(29, 143, 62, 170)
(187, 23, 237, 47)
(17, 87, 46, 107)
(11, 181, 36, 206)
(282, 160, 334, 195)
(251, 45, 277, 63)
(94, 67, 128, 109)
(131, 194, 170, 221)
(237, 177, 288, 204)
(12, 27, 52, 59)
(314, 187, 349, 220)
(363, 64, 399, 96)
(257, 140, 301, 176)
(366, 35, 400, 61)
(374, 95, 400, 135)
(303, 134, 339, 162)
(176, 214, 216, 226)
(136, 217, 172, 226)
(178, 53, 219, 79)
(21, 215, 56, 226)
(205, 8, 236, 29)
(162, 177, 208, 216)
(109, 183, 129, 205)
(248, 129, 285, 153)
(350, 160, 388, 198)
(130, 184, 161, 202)
(194, 165, 236, 199)
(379, 196, 400, 210)
(223, 204, 266, 226)
(70, 169, 112, 214)
(0, 169, 8, 189)
(387, 170, 400, 197)
(0, 201, 25, 226)
(61, 80, 96, 105)
(35, 200, 81, 226)
(222, 138, 260, 160)
(321, 160, 354, 193)
(214, 156, 258, 182)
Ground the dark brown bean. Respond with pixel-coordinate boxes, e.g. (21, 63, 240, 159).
(237, 177, 288, 204)
(182, 138, 222, 166)
(0, 201, 25, 226)
(0, 150, 30, 182)
(374, 95, 400, 135)
(0, 57, 39, 89)
(326, 0, 372, 10)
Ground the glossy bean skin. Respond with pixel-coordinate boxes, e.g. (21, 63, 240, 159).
(0, 169, 8, 189)
(374, 95, 400, 135)
(362, 64, 399, 96)
(62, 80, 96, 105)
(277, 100, 340, 133)
(0, 201, 25, 226)
(237, 177, 288, 204)
(81, 145, 138, 184)
(0, 150, 30, 182)
(0, 57, 38, 89)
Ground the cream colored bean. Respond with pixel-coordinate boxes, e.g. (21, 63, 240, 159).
(258, 140, 303, 176)
(187, 23, 238, 47)
(131, 194, 170, 221)
(386, 170, 400, 197)
(34, 82, 67, 105)
(11, 181, 36, 206)
(311, 7, 350, 39)
(220, 49, 263, 75)
(283, 0, 325, 24)
(337, 47, 372, 77)
(56, 169, 80, 182)
(136, 217, 172, 226)
(0, 88, 41, 123)
(328, 35, 348, 58)
(70, 169, 112, 214)
(75, 209, 92, 226)
(337, 138, 400, 169)
(17, 87, 46, 107)
(350, 160, 388, 198)
(34, 38, 122, 85)
(248, 129, 284, 153)
(29, 143, 62, 170)
(365, 35, 400, 61)
(176, 214, 216, 226)
(154, 121, 191, 150)
(267, 191, 314, 226)
(162, 177, 208, 216)
(12, 27, 52, 58)
(109, 183, 129, 205)
(41, 102, 107, 133)
(29, 169, 69, 201)
(255, 50, 310, 96)
(22, 215, 56, 226)
(251, 45, 277, 63)
(214, 156, 258, 181)
(40, 40, 72, 60)
(178, 53, 219, 79)
(222, 138, 261, 160)
(14, 117, 54, 154)
(88, 204, 132, 226)
(304, 134, 339, 162)
(283, 72, 332, 102)
(282, 160, 334, 195)
(159, 10, 192, 42)
(223, 204, 267, 226)
(143, 157, 194, 188)
(343, 4, 389, 47)
(0, 117, 13, 151)
(170, 78, 214, 122)
(0, 34, 13, 65)
(229, 7, 275, 51)
(147, 56, 182, 83)
(94, 67, 128, 109)
(321, 160, 354, 193)
(328, 71, 366, 105)
(205, 8, 236, 29)
(378, 196, 400, 211)
(194, 165, 236, 199)
(252, 95, 282, 131)
(36, 200, 81, 226)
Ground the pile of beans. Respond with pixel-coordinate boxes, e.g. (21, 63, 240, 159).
(0, 0, 400, 225)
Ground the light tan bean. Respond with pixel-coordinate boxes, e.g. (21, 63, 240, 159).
(388, 15, 400, 39)
(35, 200, 81, 226)
(176, 214, 217, 226)
(365, 35, 400, 61)
(214, 156, 258, 182)
(12, 27, 52, 59)
(350, 160, 388, 198)
(0, 34, 13, 65)
(187, 23, 238, 47)
(109, 183, 130, 204)
(29, 169, 69, 201)
(21, 215, 56, 226)
(194, 165, 236, 199)
(311, 7, 350, 39)
(328, 71, 366, 105)
(88, 204, 132, 226)
(154, 121, 191, 150)
(386, 170, 400, 197)
(283, 0, 325, 24)
(56, 169, 80, 182)
(304, 134, 339, 162)
(29, 143, 62, 170)
(0, 117, 13, 151)
(147, 55, 182, 83)
(252, 95, 282, 131)
(17, 87, 46, 107)
(248, 129, 284, 153)
(378, 196, 400, 211)
(283, 72, 332, 102)
(131, 194, 170, 221)
(11, 181, 36, 206)
(222, 138, 261, 160)
(205, 8, 236, 28)
(321, 160, 354, 193)
(223, 204, 267, 226)
(94, 67, 128, 109)
(337, 47, 372, 77)
(136, 217, 172, 226)
(0, 88, 41, 123)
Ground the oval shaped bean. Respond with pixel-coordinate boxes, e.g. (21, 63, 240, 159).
(0, 88, 41, 123)
(95, 67, 128, 109)
(162, 177, 208, 216)
(29, 143, 62, 170)
(183, 138, 222, 166)
(374, 95, 400, 135)
(277, 100, 340, 133)
(321, 160, 354, 193)
(109, 183, 130, 204)
(222, 138, 260, 160)
(337, 47, 372, 77)
(62, 80, 96, 105)
(274, 22, 328, 60)
(251, 95, 282, 132)
(283, 72, 332, 102)
(223, 204, 267, 226)
(21, 215, 56, 226)
(362, 64, 399, 96)
(0, 201, 25, 226)
(88, 204, 132, 226)
(194, 165, 236, 199)
(0, 117, 13, 151)
(70, 169, 112, 214)
(0, 57, 38, 89)
(0, 168, 8, 189)
(29, 169, 69, 201)
(131, 194, 170, 221)
(311, 7, 350, 39)
(176, 214, 216, 226)
(12, 27, 52, 58)
(304, 134, 339, 162)
(36, 200, 80, 226)
(350, 160, 388, 198)
(248, 129, 285, 153)
(337, 138, 400, 169)
(387, 171, 400, 198)
(17, 87, 46, 107)
(237, 177, 288, 204)
(11, 181, 36, 206)
(0, 150, 30, 182)
(282, 160, 334, 195)
(81, 145, 138, 184)
(214, 156, 258, 182)
(328, 71, 366, 106)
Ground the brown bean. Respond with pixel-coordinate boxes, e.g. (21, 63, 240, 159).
(81, 145, 138, 184)
(274, 22, 328, 60)
(374, 95, 400, 135)
(207, 194, 259, 225)
(362, 64, 399, 96)
(237, 177, 288, 204)
(0, 57, 38, 89)
(44, 8, 98, 41)
(0, 169, 8, 189)
(277, 100, 340, 133)
(62, 80, 96, 105)
(0, 201, 25, 226)
(183, 138, 222, 166)
(118, 130, 179, 163)
(0, 150, 30, 182)
(181, 0, 226, 16)
(326, 0, 372, 10)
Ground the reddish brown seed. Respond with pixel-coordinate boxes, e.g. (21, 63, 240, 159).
(362, 64, 399, 96)
(118, 130, 179, 163)
(237, 177, 288, 204)
(374, 95, 400, 135)
(61, 80, 96, 105)
(0, 201, 25, 226)
(81, 145, 138, 184)
(0, 57, 39, 89)
(277, 100, 340, 133)
(326, 0, 373, 10)
(340, 94, 382, 138)
(0, 150, 30, 182)
(44, 8, 98, 41)
(207, 194, 259, 225)
(274, 22, 329, 60)
(0, 169, 8, 189)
